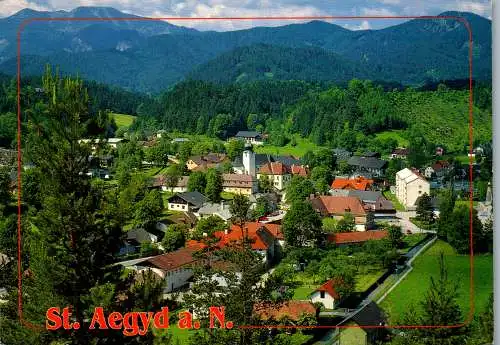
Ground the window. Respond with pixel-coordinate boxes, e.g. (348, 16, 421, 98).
(182, 205, 186, 210)
(320, 291, 325, 299)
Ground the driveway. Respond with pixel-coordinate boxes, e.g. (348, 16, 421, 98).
(396, 211, 436, 234)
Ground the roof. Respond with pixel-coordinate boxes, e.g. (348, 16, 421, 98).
(333, 148, 352, 159)
(143, 247, 200, 272)
(363, 151, 380, 158)
(222, 173, 256, 188)
(392, 148, 409, 155)
(258, 162, 290, 175)
(315, 280, 340, 300)
(222, 223, 280, 250)
(346, 190, 383, 203)
(290, 164, 309, 177)
(254, 301, 316, 321)
(167, 191, 207, 208)
(197, 202, 232, 221)
(235, 131, 262, 138)
(189, 222, 283, 251)
(396, 168, 427, 184)
(152, 175, 189, 188)
(352, 301, 386, 327)
(273, 155, 302, 167)
(327, 230, 388, 245)
(310, 196, 366, 216)
(331, 177, 374, 191)
(431, 160, 450, 171)
(347, 156, 387, 170)
(127, 228, 155, 244)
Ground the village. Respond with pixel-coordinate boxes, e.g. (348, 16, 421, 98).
(0, 126, 477, 344)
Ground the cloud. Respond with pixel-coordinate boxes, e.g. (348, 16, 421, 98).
(377, 0, 401, 4)
(360, 7, 398, 16)
(0, 0, 49, 17)
(455, 1, 491, 17)
(343, 20, 372, 30)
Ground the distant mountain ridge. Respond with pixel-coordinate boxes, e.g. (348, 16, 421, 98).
(0, 7, 491, 92)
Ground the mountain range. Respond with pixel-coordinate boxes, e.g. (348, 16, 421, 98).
(0, 7, 491, 93)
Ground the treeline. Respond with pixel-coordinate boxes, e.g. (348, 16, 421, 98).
(132, 78, 492, 154)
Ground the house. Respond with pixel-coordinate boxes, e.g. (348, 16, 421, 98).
(188, 222, 283, 264)
(257, 162, 292, 191)
(327, 230, 388, 246)
(234, 131, 264, 145)
(195, 201, 232, 222)
(333, 302, 387, 345)
(134, 247, 202, 293)
(436, 146, 444, 156)
(344, 190, 395, 217)
(254, 301, 316, 322)
(426, 160, 451, 178)
(222, 173, 258, 195)
(390, 148, 409, 160)
(167, 191, 207, 212)
(347, 156, 387, 177)
(272, 155, 302, 167)
(151, 175, 189, 193)
(78, 138, 127, 151)
(186, 154, 227, 171)
(309, 195, 367, 231)
(331, 177, 374, 191)
(310, 279, 342, 310)
(395, 168, 430, 209)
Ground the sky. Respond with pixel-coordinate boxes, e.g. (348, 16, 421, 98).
(0, 0, 492, 31)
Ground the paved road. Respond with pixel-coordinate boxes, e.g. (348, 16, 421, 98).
(396, 211, 437, 234)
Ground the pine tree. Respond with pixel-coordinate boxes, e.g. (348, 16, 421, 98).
(205, 168, 223, 203)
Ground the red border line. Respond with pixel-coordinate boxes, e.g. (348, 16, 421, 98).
(16, 14, 474, 331)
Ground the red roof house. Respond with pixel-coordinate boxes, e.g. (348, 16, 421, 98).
(331, 177, 374, 191)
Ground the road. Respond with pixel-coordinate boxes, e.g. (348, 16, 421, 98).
(395, 211, 437, 234)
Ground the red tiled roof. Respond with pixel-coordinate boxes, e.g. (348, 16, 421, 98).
(187, 222, 282, 251)
(315, 280, 340, 300)
(258, 162, 290, 175)
(254, 301, 316, 321)
(291, 164, 309, 177)
(331, 177, 373, 191)
(310, 196, 366, 216)
(327, 230, 388, 245)
(431, 160, 450, 172)
(144, 247, 199, 272)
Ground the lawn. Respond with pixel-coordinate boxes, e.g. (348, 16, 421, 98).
(380, 240, 493, 323)
(409, 217, 436, 231)
(455, 200, 479, 210)
(355, 269, 386, 292)
(292, 285, 316, 300)
(383, 190, 405, 211)
(254, 135, 324, 157)
(110, 112, 135, 128)
(400, 233, 427, 254)
(220, 191, 236, 200)
(374, 130, 409, 147)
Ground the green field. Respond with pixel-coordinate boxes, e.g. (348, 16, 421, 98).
(254, 135, 324, 157)
(380, 240, 493, 323)
(110, 113, 136, 128)
(383, 190, 405, 211)
(374, 130, 409, 147)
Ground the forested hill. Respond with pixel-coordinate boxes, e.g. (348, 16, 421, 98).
(0, 7, 492, 92)
(132, 79, 491, 154)
(186, 44, 375, 84)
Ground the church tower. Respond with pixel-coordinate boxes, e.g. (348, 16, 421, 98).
(242, 144, 256, 176)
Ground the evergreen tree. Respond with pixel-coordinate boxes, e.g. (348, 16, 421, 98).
(187, 171, 207, 193)
(205, 168, 223, 203)
(416, 193, 434, 223)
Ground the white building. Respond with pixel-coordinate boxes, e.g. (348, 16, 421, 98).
(257, 162, 292, 191)
(395, 168, 430, 209)
(243, 145, 256, 176)
(234, 131, 264, 146)
(310, 280, 340, 310)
